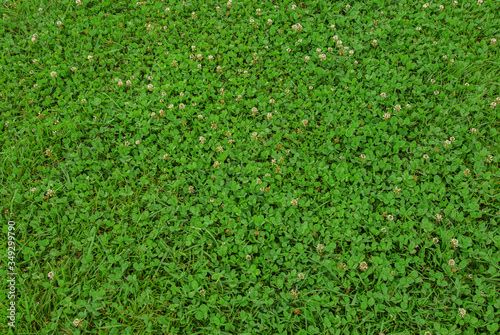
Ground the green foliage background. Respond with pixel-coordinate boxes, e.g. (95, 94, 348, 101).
(0, 0, 499, 334)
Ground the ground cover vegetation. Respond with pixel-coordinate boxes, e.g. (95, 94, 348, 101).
(1, 0, 500, 334)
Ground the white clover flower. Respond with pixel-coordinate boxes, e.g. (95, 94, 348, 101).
(246, 255, 252, 261)
(124, 141, 130, 146)
(302, 119, 308, 127)
(213, 161, 220, 168)
(444, 140, 451, 147)
(148, 84, 154, 91)
(251, 132, 258, 139)
(73, 319, 82, 327)
(380, 92, 386, 98)
(266, 113, 273, 120)
(117, 80, 123, 86)
(199, 136, 206, 144)
(267, 19, 272, 25)
(423, 154, 429, 159)
(345, 4, 350, 9)
(360, 154, 366, 159)
(135, 140, 140, 145)
(359, 261, 368, 271)
(50, 71, 57, 78)
(470, 128, 478, 134)
(46, 189, 55, 197)
(423, 3, 429, 8)
(416, 27, 422, 31)
(439, 5, 444, 10)
(491, 38, 498, 46)
(381, 227, 387, 233)
(179, 103, 185, 110)
(349, 50, 354, 56)
(371, 39, 378, 47)
(305, 56, 310, 63)
(448, 259, 456, 267)
(434, 90, 439, 95)
(394, 104, 402, 111)
(435, 214, 443, 222)
(330, 24, 336, 30)
(291, 198, 299, 206)
(319, 54, 326, 61)
(383, 112, 391, 120)
(48, 271, 55, 280)
(316, 243, 324, 251)
(30, 187, 37, 192)
(87, 55, 93, 62)
(298, 273, 305, 279)
(458, 308, 466, 318)
(433, 237, 439, 244)
(387, 215, 394, 221)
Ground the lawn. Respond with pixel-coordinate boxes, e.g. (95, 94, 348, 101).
(1, 0, 500, 334)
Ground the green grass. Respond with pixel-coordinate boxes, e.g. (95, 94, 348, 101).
(1, 0, 500, 334)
